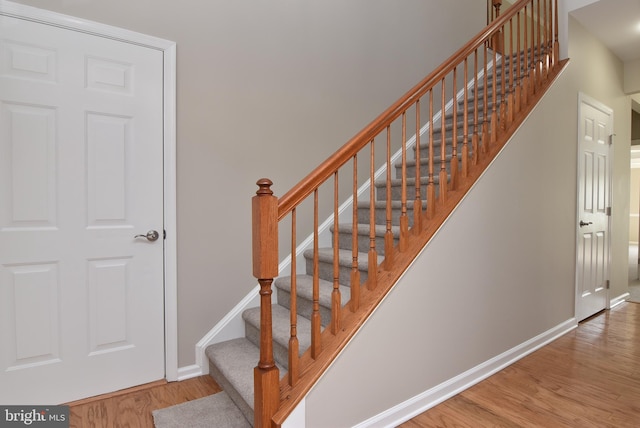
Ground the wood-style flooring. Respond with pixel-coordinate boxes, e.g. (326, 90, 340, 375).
(400, 302, 640, 427)
(67, 375, 220, 427)
(68, 302, 640, 427)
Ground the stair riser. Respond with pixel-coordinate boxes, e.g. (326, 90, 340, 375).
(306, 257, 368, 286)
(401, 156, 467, 179)
(245, 322, 290, 370)
(276, 289, 332, 327)
(207, 370, 254, 425)
(428, 121, 485, 142)
(335, 230, 395, 255)
(413, 141, 458, 160)
(447, 103, 492, 121)
(357, 204, 423, 227)
(376, 182, 440, 202)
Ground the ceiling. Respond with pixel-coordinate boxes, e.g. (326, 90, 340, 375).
(569, 0, 640, 63)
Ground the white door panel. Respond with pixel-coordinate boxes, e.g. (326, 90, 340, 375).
(576, 96, 612, 322)
(0, 15, 165, 404)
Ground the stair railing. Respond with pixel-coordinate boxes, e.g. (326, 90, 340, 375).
(253, 0, 562, 426)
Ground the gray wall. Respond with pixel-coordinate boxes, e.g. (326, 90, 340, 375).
(9, 0, 487, 367)
(304, 15, 632, 427)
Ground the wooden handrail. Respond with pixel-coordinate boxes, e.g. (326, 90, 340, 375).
(278, 0, 542, 220)
(253, 0, 563, 426)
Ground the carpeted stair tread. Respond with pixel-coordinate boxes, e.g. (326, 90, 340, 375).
(205, 337, 285, 423)
(334, 222, 400, 238)
(304, 247, 383, 270)
(356, 200, 428, 228)
(275, 274, 351, 313)
(401, 153, 465, 172)
(152, 391, 252, 428)
(376, 175, 448, 188)
(357, 199, 427, 210)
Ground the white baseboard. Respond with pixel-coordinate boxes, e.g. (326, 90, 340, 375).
(353, 318, 577, 428)
(194, 285, 262, 374)
(177, 364, 205, 381)
(611, 293, 631, 308)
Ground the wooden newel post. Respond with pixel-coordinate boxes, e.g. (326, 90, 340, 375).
(252, 178, 280, 428)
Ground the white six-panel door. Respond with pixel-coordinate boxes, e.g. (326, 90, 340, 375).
(576, 94, 612, 322)
(0, 14, 165, 404)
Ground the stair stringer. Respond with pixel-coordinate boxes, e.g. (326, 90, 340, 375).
(192, 56, 500, 385)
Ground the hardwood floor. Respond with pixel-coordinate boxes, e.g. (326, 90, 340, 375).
(400, 302, 640, 428)
(67, 303, 640, 427)
(67, 375, 220, 428)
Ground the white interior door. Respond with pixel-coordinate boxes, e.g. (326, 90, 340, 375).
(576, 94, 612, 322)
(0, 14, 165, 404)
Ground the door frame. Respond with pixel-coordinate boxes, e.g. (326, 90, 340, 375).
(0, 1, 179, 381)
(575, 92, 613, 320)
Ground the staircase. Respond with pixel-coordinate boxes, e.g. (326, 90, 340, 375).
(205, 54, 547, 428)
(159, 1, 565, 426)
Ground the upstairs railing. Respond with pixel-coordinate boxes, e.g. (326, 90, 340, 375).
(488, 0, 504, 24)
(488, 0, 505, 52)
(252, 0, 564, 426)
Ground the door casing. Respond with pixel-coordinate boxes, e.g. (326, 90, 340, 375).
(0, 0, 179, 381)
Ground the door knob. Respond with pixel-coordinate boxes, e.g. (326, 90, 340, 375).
(134, 230, 160, 241)
(579, 221, 592, 227)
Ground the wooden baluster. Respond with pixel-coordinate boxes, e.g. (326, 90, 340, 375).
(472, 50, 479, 166)
(490, 40, 498, 145)
(311, 189, 321, 359)
(515, 10, 522, 114)
(399, 113, 409, 252)
(331, 173, 341, 333)
(531, 0, 537, 95)
(531, 0, 540, 94)
(439, 78, 448, 203)
(252, 179, 280, 428)
(547, 0, 552, 78)
(522, 3, 529, 108)
(384, 126, 394, 269)
(462, 57, 469, 177)
(548, 0, 553, 73)
(350, 155, 360, 312)
(507, 17, 514, 127)
(482, 41, 489, 154)
(414, 99, 423, 231)
(450, 67, 459, 190)
(542, 0, 549, 80)
(553, 0, 559, 68)
(551, 0, 555, 66)
(538, 0, 543, 84)
(427, 89, 436, 218)
(367, 140, 378, 290)
(288, 209, 298, 386)
(539, 0, 545, 80)
(499, 23, 507, 131)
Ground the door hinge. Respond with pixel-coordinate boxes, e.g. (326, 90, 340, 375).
(606, 207, 612, 216)
(163, 229, 167, 240)
(608, 134, 614, 145)
(606, 279, 610, 289)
